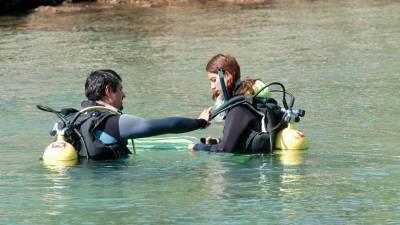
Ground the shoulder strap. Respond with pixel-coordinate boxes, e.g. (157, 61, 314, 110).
(211, 95, 266, 120)
(68, 106, 120, 127)
(79, 106, 120, 115)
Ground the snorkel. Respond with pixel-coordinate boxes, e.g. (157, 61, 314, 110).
(217, 67, 230, 101)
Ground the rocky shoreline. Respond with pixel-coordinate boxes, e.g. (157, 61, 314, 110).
(0, 0, 270, 14)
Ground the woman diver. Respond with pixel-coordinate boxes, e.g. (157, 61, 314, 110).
(188, 53, 285, 154)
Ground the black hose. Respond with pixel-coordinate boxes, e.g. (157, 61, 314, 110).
(210, 83, 296, 120)
(36, 104, 60, 113)
(268, 89, 296, 109)
(36, 104, 67, 123)
(254, 82, 289, 109)
(211, 95, 247, 119)
(74, 128, 90, 161)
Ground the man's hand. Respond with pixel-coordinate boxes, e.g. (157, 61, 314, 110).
(198, 107, 212, 126)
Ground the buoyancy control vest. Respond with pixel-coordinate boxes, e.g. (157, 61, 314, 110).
(37, 104, 132, 160)
(211, 82, 305, 154)
(213, 96, 285, 153)
(244, 98, 286, 153)
(74, 107, 131, 160)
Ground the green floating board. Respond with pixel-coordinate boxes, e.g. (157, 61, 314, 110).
(128, 136, 199, 151)
(128, 136, 254, 164)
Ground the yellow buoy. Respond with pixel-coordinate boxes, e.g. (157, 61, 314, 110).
(275, 149, 305, 166)
(275, 123, 308, 150)
(43, 133, 78, 164)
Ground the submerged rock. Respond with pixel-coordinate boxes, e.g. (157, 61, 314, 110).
(0, 0, 270, 14)
(0, 0, 63, 13)
(95, 0, 270, 7)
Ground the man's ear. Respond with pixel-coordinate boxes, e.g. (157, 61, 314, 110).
(104, 84, 112, 97)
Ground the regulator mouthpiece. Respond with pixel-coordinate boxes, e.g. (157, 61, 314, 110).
(281, 108, 306, 123)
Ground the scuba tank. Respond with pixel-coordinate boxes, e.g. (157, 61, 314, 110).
(43, 130, 78, 163)
(275, 121, 308, 150)
(275, 107, 308, 150)
(37, 105, 79, 166)
(268, 84, 308, 150)
(252, 81, 308, 150)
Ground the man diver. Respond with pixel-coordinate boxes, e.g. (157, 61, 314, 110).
(69, 69, 211, 160)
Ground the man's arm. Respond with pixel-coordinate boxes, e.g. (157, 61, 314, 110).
(119, 114, 207, 139)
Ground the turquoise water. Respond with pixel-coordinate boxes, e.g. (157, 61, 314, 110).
(1, 1, 400, 224)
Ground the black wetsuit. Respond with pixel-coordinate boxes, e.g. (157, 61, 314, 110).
(80, 101, 207, 141)
(193, 105, 262, 153)
(79, 100, 207, 159)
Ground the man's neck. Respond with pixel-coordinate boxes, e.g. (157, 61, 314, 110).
(96, 100, 119, 112)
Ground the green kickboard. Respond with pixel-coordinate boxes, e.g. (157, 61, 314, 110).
(128, 136, 199, 151)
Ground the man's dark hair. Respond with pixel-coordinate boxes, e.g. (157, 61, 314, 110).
(85, 69, 122, 101)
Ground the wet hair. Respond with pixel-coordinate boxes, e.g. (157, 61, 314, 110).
(206, 53, 256, 98)
(85, 69, 122, 101)
(206, 53, 241, 82)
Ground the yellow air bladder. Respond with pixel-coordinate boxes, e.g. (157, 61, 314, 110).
(275, 123, 308, 150)
(43, 133, 78, 165)
(275, 149, 305, 166)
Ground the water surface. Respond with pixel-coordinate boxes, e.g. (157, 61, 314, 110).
(1, 1, 399, 224)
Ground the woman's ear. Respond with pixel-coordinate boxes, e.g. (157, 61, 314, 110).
(225, 73, 233, 87)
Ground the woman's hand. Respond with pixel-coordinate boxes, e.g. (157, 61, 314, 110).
(188, 144, 195, 151)
(205, 136, 218, 144)
(188, 135, 219, 150)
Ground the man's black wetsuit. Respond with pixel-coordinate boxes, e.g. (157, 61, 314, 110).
(192, 105, 262, 153)
(80, 100, 207, 159)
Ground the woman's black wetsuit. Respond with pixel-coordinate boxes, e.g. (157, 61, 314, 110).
(192, 104, 262, 153)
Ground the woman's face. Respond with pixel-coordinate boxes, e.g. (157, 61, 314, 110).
(207, 72, 232, 98)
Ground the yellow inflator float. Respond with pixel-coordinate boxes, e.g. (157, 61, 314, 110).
(275, 123, 308, 150)
(42, 132, 78, 165)
(275, 149, 304, 165)
(274, 123, 307, 166)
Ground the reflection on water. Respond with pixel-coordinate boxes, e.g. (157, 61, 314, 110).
(1, 0, 400, 224)
(275, 149, 305, 166)
(42, 166, 73, 216)
(200, 160, 228, 198)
